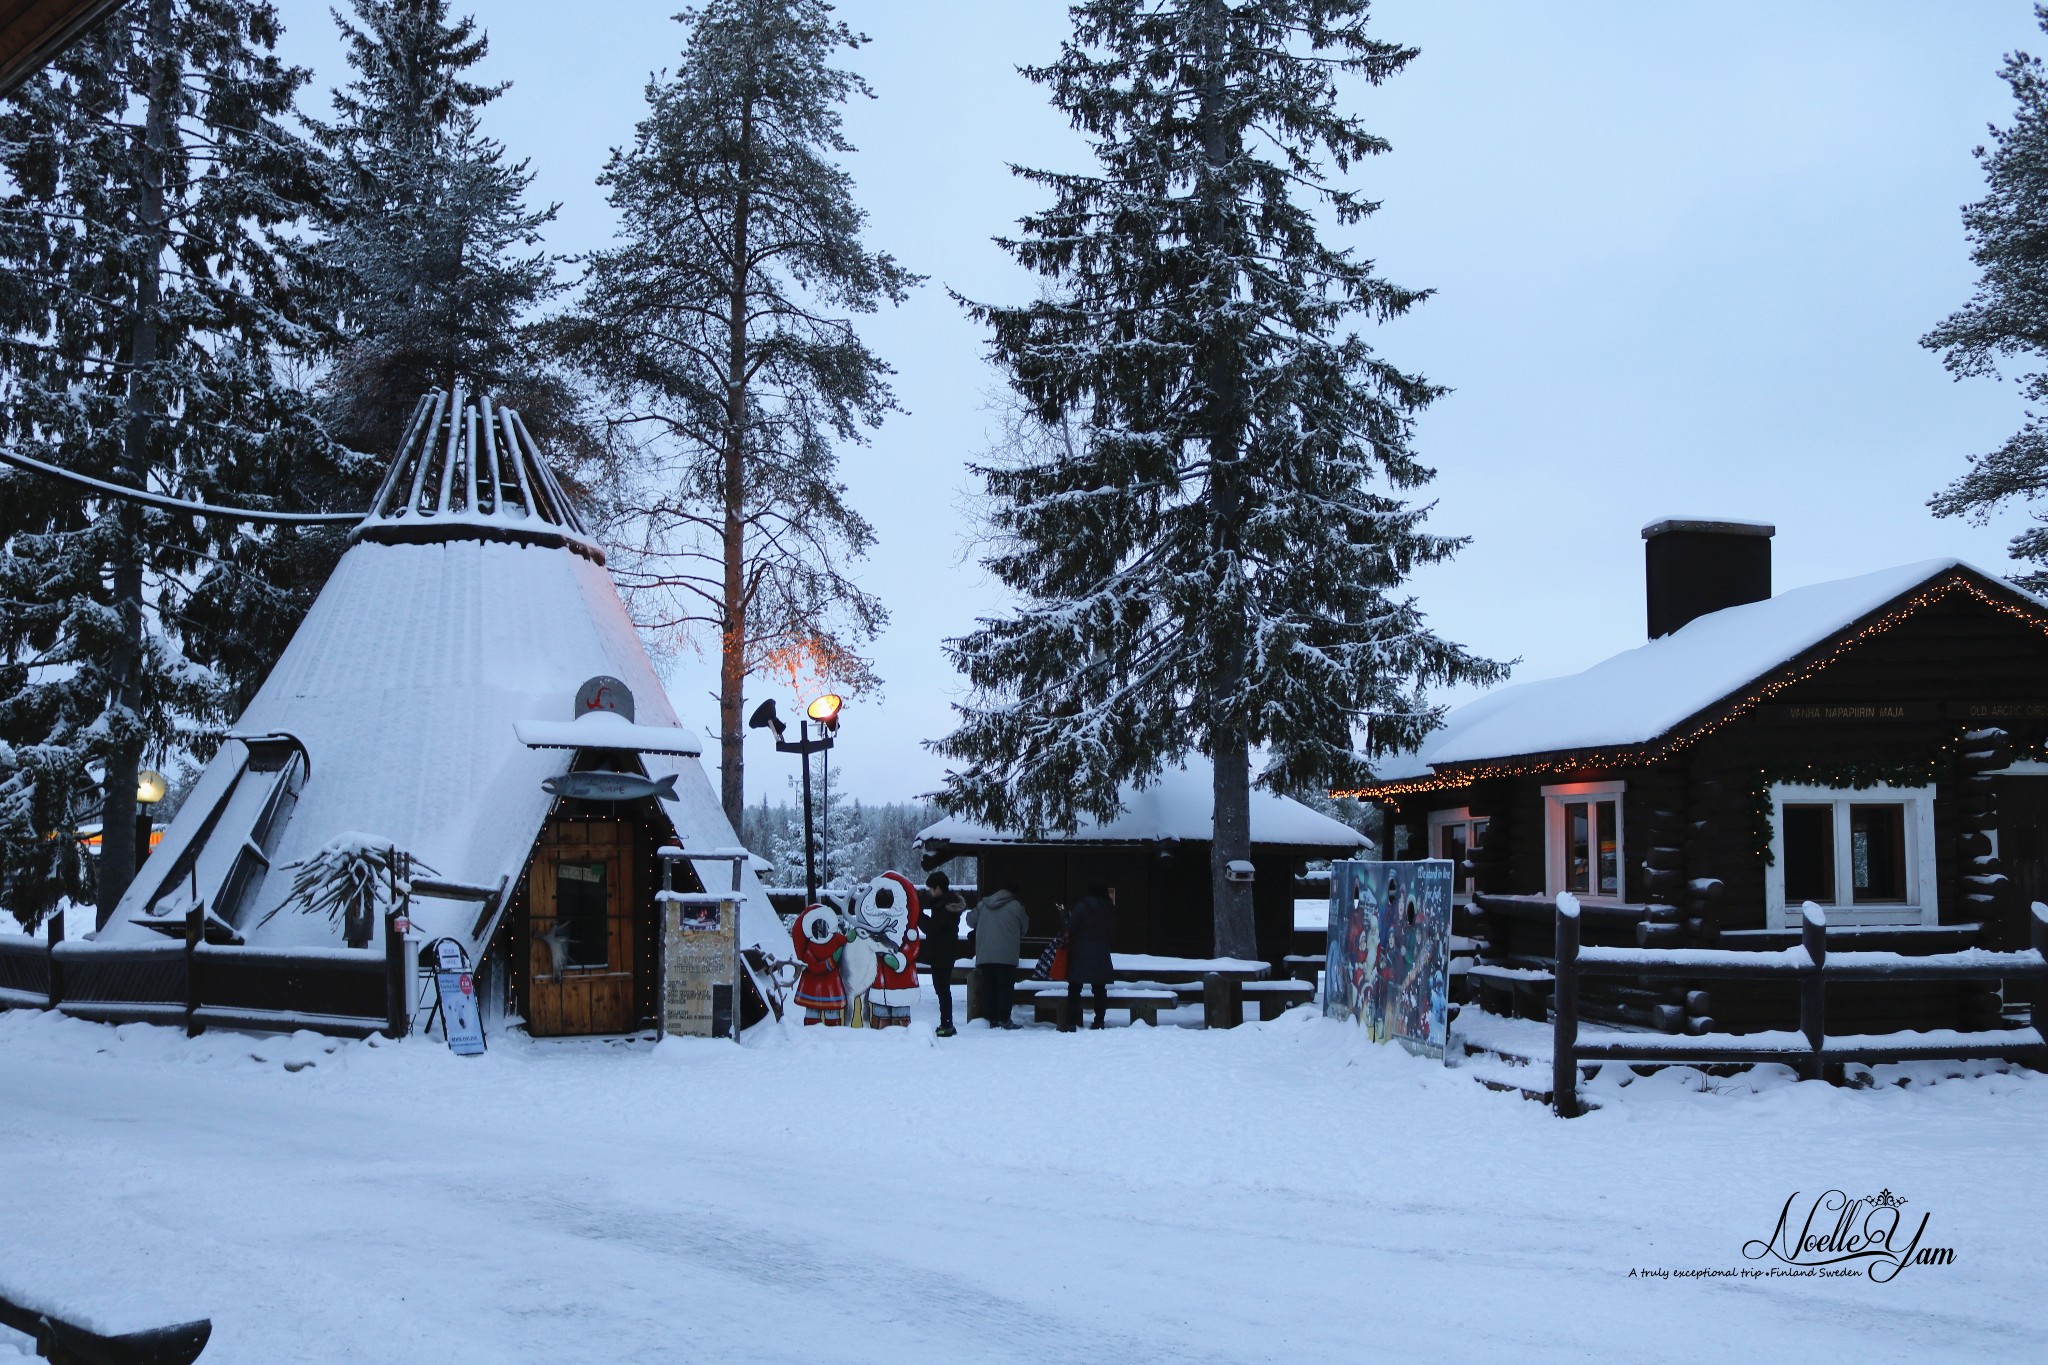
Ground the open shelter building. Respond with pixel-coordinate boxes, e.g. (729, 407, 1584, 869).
(916, 760, 1369, 966)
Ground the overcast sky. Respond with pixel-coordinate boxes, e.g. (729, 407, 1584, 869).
(277, 1, 2048, 805)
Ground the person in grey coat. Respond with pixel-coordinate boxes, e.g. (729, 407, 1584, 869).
(967, 887, 1029, 1028)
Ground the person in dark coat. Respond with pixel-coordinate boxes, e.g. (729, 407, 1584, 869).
(922, 871, 966, 1037)
(1063, 884, 1116, 1030)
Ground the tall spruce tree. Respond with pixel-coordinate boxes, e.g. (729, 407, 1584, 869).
(1927, 5, 2048, 589)
(178, 1, 574, 712)
(937, 0, 1503, 957)
(0, 0, 332, 927)
(316, 0, 561, 453)
(553, 0, 918, 833)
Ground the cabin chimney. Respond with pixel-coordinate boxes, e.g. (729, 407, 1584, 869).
(1642, 518, 1774, 639)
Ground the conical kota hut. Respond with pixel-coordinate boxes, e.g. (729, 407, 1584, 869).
(90, 386, 774, 1038)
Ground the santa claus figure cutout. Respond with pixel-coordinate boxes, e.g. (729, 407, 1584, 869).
(856, 871, 922, 1028)
(791, 905, 847, 1026)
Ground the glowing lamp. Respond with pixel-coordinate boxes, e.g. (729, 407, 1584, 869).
(137, 770, 167, 805)
(806, 694, 844, 728)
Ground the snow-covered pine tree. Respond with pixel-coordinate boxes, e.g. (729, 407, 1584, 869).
(937, 0, 1504, 958)
(0, 0, 333, 927)
(179, 1, 579, 712)
(551, 0, 919, 833)
(314, 0, 562, 454)
(1927, 5, 2048, 589)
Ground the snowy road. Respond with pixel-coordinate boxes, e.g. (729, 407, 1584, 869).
(1, 1005, 2042, 1363)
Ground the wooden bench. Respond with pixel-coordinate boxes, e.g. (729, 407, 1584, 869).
(1280, 954, 1325, 984)
(1109, 954, 1270, 985)
(1015, 981, 1178, 1027)
(1241, 979, 1317, 1020)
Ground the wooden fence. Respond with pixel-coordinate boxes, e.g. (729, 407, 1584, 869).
(0, 907, 407, 1039)
(1551, 896, 2048, 1117)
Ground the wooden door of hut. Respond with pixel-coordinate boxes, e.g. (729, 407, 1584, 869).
(526, 818, 638, 1035)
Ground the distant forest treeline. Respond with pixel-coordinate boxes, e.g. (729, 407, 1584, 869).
(739, 798, 973, 891)
(736, 791, 1380, 894)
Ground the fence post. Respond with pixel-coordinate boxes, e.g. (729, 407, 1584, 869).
(384, 907, 409, 1039)
(47, 910, 64, 1011)
(1552, 893, 1581, 1117)
(2030, 903, 2048, 1025)
(184, 906, 204, 1038)
(1799, 902, 1826, 1081)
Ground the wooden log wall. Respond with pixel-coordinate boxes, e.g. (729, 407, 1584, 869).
(1407, 590, 2048, 1034)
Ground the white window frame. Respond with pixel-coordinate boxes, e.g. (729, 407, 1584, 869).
(1765, 782, 1937, 929)
(1428, 807, 1489, 903)
(1542, 780, 1628, 904)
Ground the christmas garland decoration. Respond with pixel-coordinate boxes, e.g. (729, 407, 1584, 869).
(1349, 571, 2048, 803)
(1742, 727, 2048, 863)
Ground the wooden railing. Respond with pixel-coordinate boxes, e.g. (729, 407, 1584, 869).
(1551, 895, 2048, 1117)
(0, 1286, 210, 1365)
(0, 907, 408, 1039)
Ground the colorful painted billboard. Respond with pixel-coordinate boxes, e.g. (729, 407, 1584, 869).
(1323, 859, 1455, 1058)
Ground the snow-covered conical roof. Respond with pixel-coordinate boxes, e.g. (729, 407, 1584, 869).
(104, 389, 772, 959)
(351, 384, 603, 563)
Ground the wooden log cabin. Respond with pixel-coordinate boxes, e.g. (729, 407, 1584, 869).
(1348, 519, 2048, 1037)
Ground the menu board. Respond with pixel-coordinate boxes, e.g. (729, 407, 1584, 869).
(662, 892, 737, 1038)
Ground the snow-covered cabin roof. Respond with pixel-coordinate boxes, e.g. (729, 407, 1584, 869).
(104, 392, 772, 959)
(352, 386, 603, 563)
(918, 758, 1369, 854)
(1359, 558, 2045, 793)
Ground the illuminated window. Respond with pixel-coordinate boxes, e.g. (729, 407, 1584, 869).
(1542, 781, 1625, 901)
(1427, 807, 1490, 902)
(1766, 784, 1935, 928)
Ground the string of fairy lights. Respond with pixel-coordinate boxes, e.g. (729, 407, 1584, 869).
(1339, 572, 2048, 807)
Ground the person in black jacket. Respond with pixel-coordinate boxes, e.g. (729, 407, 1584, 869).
(1063, 884, 1116, 1031)
(922, 871, 966, 1037)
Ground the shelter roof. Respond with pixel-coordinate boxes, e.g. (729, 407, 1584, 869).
(918, 758, 1369, 854)
(0, 0, 124, 97)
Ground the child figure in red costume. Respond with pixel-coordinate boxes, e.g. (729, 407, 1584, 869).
(791, 905, 847, 1026)
(860, 872, 922, 1028)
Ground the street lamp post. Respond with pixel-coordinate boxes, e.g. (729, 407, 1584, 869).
(136, 768, 166, 869)
(747, 695, 843, 904)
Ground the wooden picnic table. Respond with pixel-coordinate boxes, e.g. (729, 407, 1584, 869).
(1109, 954, 1270, 985)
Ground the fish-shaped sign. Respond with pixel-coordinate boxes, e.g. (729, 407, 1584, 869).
(541, 771, 679, 803)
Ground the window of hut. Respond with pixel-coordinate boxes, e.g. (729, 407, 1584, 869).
(1542, 781, 1626, 903)
(1765, 784, 1935, 928)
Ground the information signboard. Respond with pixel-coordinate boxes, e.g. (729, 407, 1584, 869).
(662, 892, 737, 1038)
(428, 938, 485, 1055)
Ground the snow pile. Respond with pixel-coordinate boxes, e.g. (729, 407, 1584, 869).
(2, 1000, 2042, 1362)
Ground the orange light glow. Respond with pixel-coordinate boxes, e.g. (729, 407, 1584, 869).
(806, 694, 844, 725)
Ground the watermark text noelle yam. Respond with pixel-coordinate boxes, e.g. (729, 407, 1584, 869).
(1627, 1190, 1955, 1284)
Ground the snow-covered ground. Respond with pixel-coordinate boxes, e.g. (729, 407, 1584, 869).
(2, 996, 2043, 1364)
